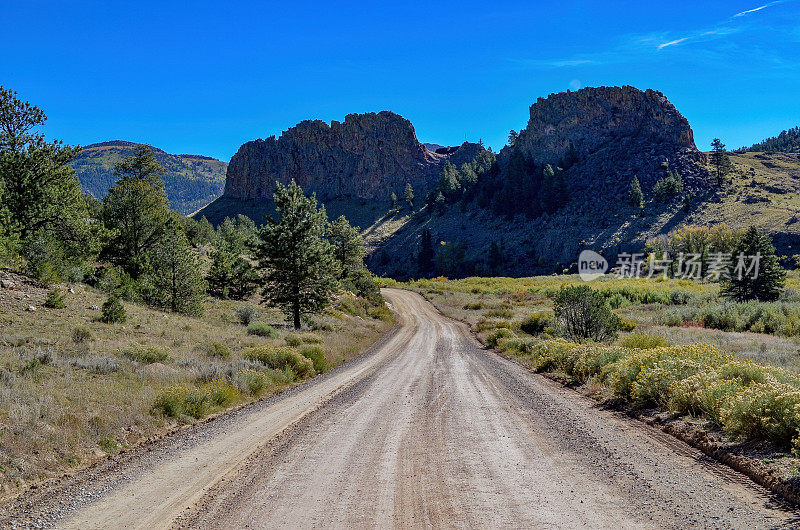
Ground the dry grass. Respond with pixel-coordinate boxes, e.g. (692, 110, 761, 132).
(0, 273, 393, 497)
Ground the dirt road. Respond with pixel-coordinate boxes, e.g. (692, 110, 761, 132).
(4, 289, 799, 528)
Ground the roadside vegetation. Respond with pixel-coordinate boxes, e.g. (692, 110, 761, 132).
(382, 247, 800, 454)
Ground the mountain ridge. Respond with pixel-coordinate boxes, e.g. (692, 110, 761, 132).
(72, 140, 227, 214)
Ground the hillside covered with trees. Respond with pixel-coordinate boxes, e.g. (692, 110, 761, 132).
(742, 126, 800, 153)
(71, 141, 227, 214)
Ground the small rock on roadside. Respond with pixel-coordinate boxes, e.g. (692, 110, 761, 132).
(26, 305, 36, 312)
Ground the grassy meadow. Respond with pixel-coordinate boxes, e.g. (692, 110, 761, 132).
(0, 273, 393, 497)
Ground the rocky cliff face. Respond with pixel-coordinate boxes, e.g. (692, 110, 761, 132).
(224, 111, 480, 201)
(506, 85, 708, 199)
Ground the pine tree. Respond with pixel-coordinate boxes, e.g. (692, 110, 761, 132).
(102, 145, 170, 278)
(541, 164, 556, 213)
(327, 215, 365, 279)
(627, 176, 644, 208)
(0, 87, 97, 272)
(418, 228, 435, 275)
(207, 246, 235, 299)
(255, 180, 339, 329)
(229, 256, 259, 300)
(141, 222, 207, 315)
(390, 191, 397, 210)
(710, 138, 732, 186)
(722, 226, 785, 301)
(439, 161, 461, 200)
(404, 182, 414, 209)
(488, 242, 503, 274)
(507, 130, 518, 147)
(434, 191, 446, 214)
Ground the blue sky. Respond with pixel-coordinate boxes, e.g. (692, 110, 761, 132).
(2, 1, 799, 161)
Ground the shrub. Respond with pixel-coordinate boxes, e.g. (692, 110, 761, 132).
(71, 325, 94, 344)
(234, 369, 270, 396)
(242, 344, 314, 379)
(100, 296, 126, 324)
(572, 345, 627, 382)
(299, 346, 328, 373)
(483, 308, 513, 319)
(299, 333, 323, 344)
(284, 334, 302, 347)
(204, 380, 240, 407)
(205, 341, 231, 359)
(153, 382, 241, 419)
(122, 345, 170, 364)
(527, 340, 581, 373)
(247, 322, 278, 338)
(553, 285, 620, 342)
(236, 305, 259, 326)
(719, 382, 800, 446)
(44, 289, 66, 309)
(486, 328, 514, 348)
(618, 318, 637, 332)
(367, 304, 393, 321)
(519, 313, 551, 336)
(463, 302, 484, 310)
(618, 333, 669, 350)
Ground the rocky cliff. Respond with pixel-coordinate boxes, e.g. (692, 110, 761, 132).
(224, 111, 482, 202)
(505, 86, 708, 200)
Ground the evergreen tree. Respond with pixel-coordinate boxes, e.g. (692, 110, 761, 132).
(438, 161, 461, 200)
(255, 180, 339, 329)
(507, 130, 518, 147)
(554, 166, 568, 207)
(0, 87, 98, 273)
(102, 146, 170, 277)
(206, 246, 235, 299)
(404, 182, 414, 209)
(112, 144, 165, 187)
(710, 138, 732, 186)
(627, 176, 644, 208)
(722, 226, 785, 302)
(327, 215, 365, 279)
(229, 256, 259, 300)
(488, 242, 503, 274)
(390, 191, 397, 210)
(434, 191, 446, 214)
(418, 228, 435, 275)
(141, 222, 207, 315)
(541, 164, 556, 213)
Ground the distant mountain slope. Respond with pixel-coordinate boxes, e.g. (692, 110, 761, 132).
(72, 141, 227, 214)
(743, 126, 800, 153)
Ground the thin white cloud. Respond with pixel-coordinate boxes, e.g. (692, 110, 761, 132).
(658, 37, 688, 49)
(510, 0, 795, 68)
(734, 1, 783, 17)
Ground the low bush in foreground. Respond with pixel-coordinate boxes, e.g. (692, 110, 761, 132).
(100, 296, 126, 323)
(44, 289, 66, 309)
(618, 333, 669, 350)
(122, 345, 170, 364)
(246, 322, 278, 338)
(493, 334, 800, 451)
(299, 346, 328, 373)
(242, 344, 314, 379)
(152, 381, 241, 419)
